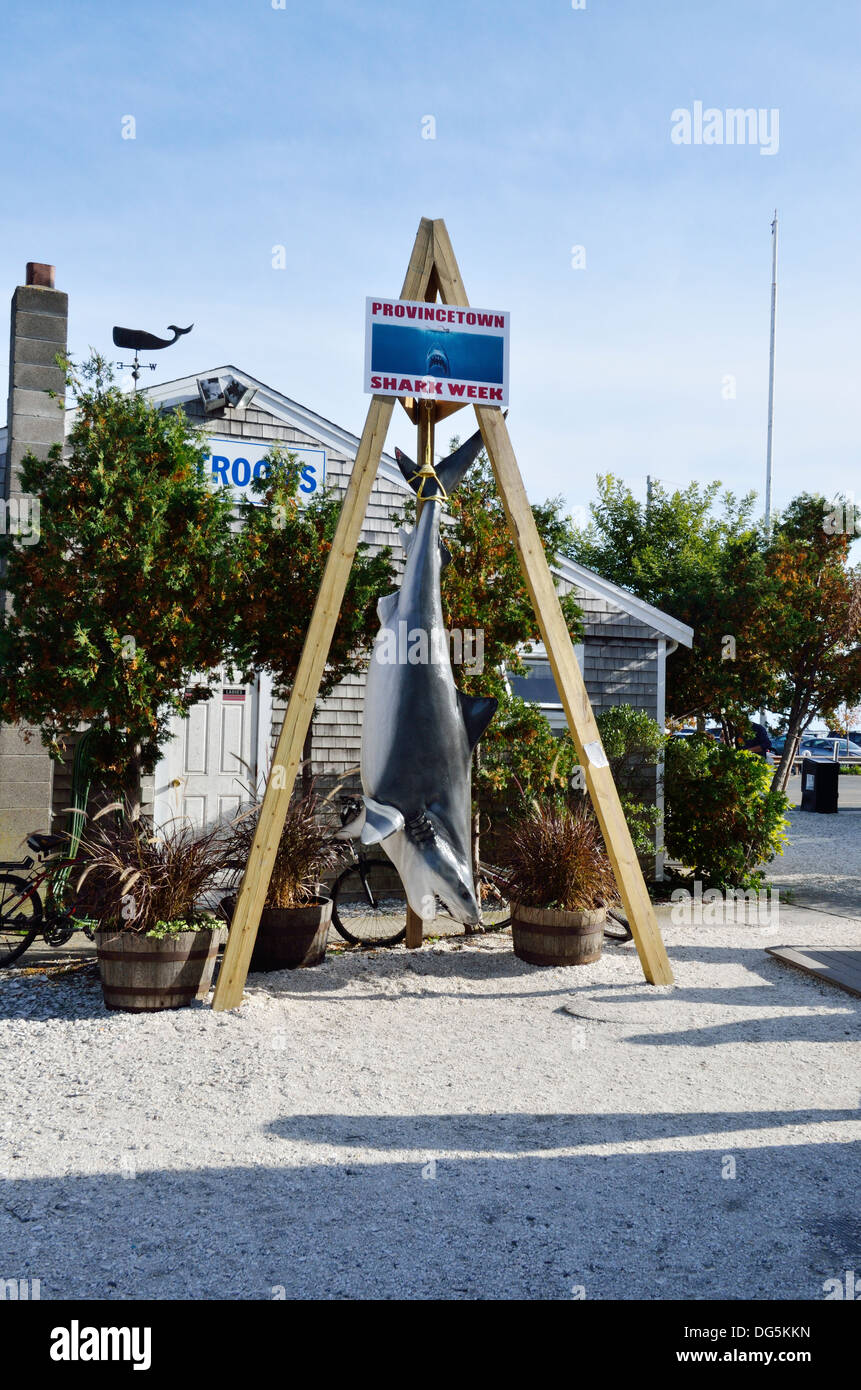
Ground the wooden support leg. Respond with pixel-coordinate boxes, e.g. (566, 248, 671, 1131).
(475, 407, 673, 986)
(211, 396, 396, 1009)
(429, 218, 673, 987)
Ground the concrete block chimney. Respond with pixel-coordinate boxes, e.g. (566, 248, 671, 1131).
(0, 263, 68, 857)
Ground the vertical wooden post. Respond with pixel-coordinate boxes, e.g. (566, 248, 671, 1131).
(405, 906, 424, 949)
(212, 220, 437, 1010)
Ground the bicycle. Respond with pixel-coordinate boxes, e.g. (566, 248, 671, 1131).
(330, 798, 409, 947)
(0, 833, 95, 968)
(330, 797, 514, 946)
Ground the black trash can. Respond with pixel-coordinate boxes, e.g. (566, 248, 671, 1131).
(800, 758, 839, 813)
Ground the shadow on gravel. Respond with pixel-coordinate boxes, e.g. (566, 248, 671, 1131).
(267, 1107, 860, 1150)
(252, 940, 641, 1005)
(624, 1013, 861, 1047)
(581, 983, 860, 1011)
(0, 965, 106, 1022)
(1, 1137, 857, 1300)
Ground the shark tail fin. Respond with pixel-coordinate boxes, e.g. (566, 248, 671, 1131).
(394, 417, 502, 504)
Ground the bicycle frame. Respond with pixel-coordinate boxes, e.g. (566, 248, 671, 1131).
(0, 855, 86, 928)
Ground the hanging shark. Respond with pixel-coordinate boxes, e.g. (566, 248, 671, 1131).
(342, 426, 497, 924)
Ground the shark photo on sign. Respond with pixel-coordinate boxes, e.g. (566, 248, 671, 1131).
(370, 323, 504, 384)
(339, 426, 497, 924)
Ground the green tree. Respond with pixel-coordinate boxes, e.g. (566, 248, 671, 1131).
(564, 474, 772, 729)
(664, 735, 788, 890)
(228, 450, 395, 788)
(0, 355, 235, 815)
(764, 495, 861, 790)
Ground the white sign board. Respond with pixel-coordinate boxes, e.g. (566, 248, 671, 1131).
(364, 297, 509, 406)
(203, 437, 326, 499)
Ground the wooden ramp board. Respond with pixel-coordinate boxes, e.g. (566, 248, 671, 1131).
(767, 946, 861, 999)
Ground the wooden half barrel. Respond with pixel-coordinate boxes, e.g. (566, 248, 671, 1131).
(95, 926, 227, 1012)
(511, 903, 606, 967)
(220, 895, 332, 971)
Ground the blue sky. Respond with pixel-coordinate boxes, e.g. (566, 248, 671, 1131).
(2, 0, 859, 525)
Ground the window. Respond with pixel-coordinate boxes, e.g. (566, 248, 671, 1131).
(507, 659, 561, 707)
(505, 644, 584, 733)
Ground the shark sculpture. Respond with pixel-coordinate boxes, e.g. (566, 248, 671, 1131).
(342, 426, 497, 924)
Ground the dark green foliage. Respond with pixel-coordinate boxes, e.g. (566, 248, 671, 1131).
(229, 449, 394, 702)
(663, 735, 788, 890)
(0, 355, 236, 811)
(502, 802, 619, 911)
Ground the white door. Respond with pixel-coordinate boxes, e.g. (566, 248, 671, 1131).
(154, 672, 264, 830)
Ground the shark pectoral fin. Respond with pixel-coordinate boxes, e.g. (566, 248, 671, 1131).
(359, 798, 405, 846)
(376, 592, 399, 625)
(457, 691, 498, 751)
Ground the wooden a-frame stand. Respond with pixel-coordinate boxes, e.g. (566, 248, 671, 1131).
(212, 218, 673, 1010)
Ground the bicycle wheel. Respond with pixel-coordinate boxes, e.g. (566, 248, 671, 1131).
(0, 874, 42, 967)
(331, 859, 407, 947)
(477, 872, 511, 929)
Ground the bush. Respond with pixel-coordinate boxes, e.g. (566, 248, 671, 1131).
(479, 701, 665, 863)
(664, 735, 788, 890)
(76, 809, 228, 933)
(502, 803, 619, 911)
(224, 790, 346, 909)
(568, 705, 665, 860)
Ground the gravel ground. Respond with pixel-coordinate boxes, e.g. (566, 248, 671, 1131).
(765, 781, 861, 914)
(1, 897, 859, 1301)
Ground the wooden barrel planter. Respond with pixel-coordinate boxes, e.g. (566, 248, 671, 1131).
(221, 895, 332, 972)
(94, 926, 227, 1013)
(511, 903, 606, 967)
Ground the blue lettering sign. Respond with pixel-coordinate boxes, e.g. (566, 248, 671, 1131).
(299, 464, 317, 494)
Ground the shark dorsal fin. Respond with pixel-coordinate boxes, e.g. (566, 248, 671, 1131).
(360, 797, 405, 846)
(457, 691, 498, 751)
(435, 426, 486, 496)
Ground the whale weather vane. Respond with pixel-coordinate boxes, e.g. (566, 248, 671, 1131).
(111, 322, 194, 387)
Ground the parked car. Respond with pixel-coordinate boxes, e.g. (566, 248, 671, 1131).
(801, 738, 861, 762)
(829, 729, 861, 749)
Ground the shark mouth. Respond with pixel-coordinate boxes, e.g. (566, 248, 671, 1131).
(426, 345, 450, 378)
(405, 810, 436, 844)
